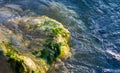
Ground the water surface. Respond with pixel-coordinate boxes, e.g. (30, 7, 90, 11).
(0, 0, 120, 73)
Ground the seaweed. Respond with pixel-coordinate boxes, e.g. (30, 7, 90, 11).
(0, 16, 70, 73)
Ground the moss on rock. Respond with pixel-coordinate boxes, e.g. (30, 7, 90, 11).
(0, 16, 70, 73)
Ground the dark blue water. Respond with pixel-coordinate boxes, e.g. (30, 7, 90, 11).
(0, 0, 120, 73)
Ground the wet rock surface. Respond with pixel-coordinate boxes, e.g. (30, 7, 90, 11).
(0, 16, 70, 73)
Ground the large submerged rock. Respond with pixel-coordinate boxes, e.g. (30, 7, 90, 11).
(0, 16, 70, 73)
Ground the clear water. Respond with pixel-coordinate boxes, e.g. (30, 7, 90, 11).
(0, 0, 120, 73)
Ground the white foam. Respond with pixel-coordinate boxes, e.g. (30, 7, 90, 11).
(106, 50, 120, 61)
(104, 69, 120, 73)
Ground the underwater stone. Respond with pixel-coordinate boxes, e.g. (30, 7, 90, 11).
(0, 16, 71, 73)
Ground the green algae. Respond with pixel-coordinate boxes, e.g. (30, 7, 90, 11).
(0, 42, 35, 73)
(0, 16, 70, 73)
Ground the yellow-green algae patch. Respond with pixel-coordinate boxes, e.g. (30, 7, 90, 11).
(0, 16, 70, 73)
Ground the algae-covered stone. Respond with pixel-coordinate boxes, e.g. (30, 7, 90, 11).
(0, 16, 70, 73)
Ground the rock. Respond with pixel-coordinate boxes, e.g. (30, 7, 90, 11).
(0, 16, 71, 73)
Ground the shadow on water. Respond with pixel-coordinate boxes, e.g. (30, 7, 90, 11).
(0, 0, 120, 73)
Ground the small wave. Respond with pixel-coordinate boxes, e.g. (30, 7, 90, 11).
(104, 69, 120, 73)
(106, 50, 120, 61)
